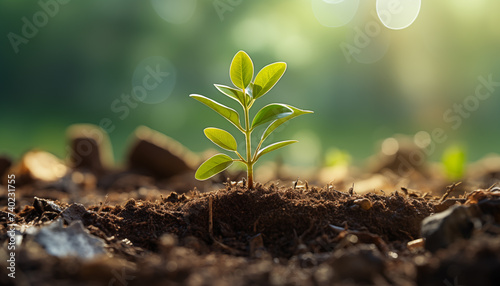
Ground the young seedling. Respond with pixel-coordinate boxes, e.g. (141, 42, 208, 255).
(441, 144, 466, 180)
(190, 50, 313, 189)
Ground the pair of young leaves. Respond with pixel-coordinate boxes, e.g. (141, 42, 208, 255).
(190, 51, 313, 180)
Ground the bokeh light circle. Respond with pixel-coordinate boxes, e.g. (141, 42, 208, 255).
(414, 131, 431, 148)
(376, 0, 421, 30)
(311, 0, 360, 27)
(382, 137, 399, 156)
(151, 0, 197, 25)
(132, 56, 176, 104)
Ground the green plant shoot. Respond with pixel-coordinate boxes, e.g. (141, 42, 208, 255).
(441, 144, 466, 180)
(190, 50, 313, 189)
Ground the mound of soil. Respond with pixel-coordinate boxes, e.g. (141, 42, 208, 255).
(2, 126, 500, 285)
(2, 183, 499, 285)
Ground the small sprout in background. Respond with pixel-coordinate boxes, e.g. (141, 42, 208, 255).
(190, 50, 313, 189)
(325, 148, 351, 167)
(441, 144, 466, 181)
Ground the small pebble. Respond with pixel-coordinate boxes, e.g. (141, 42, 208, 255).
(407, 238, 424, 251)
(354, 198, 373, 210)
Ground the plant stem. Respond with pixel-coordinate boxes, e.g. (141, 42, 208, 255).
(244, 104, 254, 189)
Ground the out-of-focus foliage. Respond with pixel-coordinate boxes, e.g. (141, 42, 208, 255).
(442, 144, 467, 180)
(1, 0, 499, 166)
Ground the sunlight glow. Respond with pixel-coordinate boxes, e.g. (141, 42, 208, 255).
(381, 138, 399, 156)
(312, 0, 360, 27)
(376, 0, 421, 30)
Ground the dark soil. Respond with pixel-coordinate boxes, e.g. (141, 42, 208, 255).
(2, 180, 500, 286)
(1, 128, 500, 285)
(18, 185, 434, 257)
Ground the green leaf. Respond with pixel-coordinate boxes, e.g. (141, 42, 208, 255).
(251, 104, 293, 129)
(256, 140, 297, 160)
(204, 127, 238, 151)
(230, 51, 254, 90)
(214, 84, 247, 106)
(253, 62, 287, 99)
(246, 83, 255, 108)
(190, 94, 242, 130)
(195, 154, 234, 180)
(261, 105, 313, 142)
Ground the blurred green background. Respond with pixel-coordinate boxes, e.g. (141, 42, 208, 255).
(1, 0, 499, 168)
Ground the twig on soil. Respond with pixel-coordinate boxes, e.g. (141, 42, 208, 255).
(399, 229, 414, 240)
(486, 183, 498, 192)
(439, 182, 462, 203)
(206, 195, 243, 255)
(349, 183, 355, 196)
(208, 195, 213, 236)
(328, 224, 345, 233)
(97, 194, 109, 215)
(329, 224, 389, 253)
(400, 187, 408, 196)
(211, 235, 244, 255)
(298, 219, 316, 243)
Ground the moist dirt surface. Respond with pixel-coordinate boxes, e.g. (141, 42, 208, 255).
(2, 181, 500, 286)
(1, 127, 500, 285)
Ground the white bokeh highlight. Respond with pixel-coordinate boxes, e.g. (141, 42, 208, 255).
(151, 0, 197, 25)
(311, 0, 360, 27)
(376, 0, 421, 30)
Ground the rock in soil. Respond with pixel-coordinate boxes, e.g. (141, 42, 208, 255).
(29, 219, 106, 260)
(61, 203, 88, 224)
(66, 124, 114, 176)
(417, 233, 500, 286)
(127, 126, 198, 178)
(9, 150, 68, 185)
(421, 205, 478, 252)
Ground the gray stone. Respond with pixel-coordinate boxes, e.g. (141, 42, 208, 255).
(61, 203, 88, 224)
(421, 205, 478, 252)
(33, 219, 106, 260)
